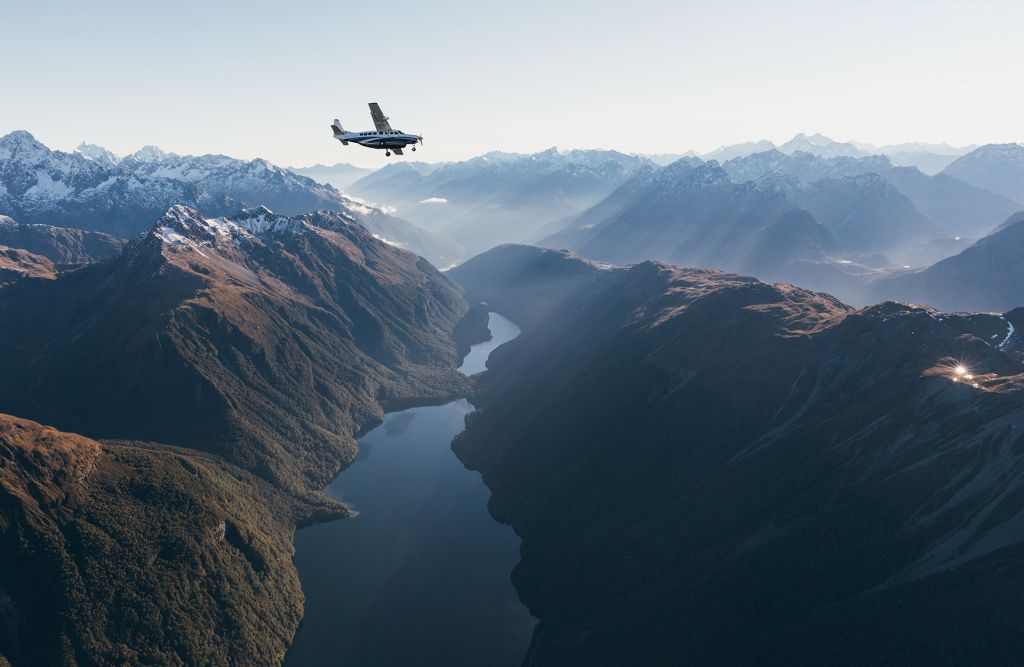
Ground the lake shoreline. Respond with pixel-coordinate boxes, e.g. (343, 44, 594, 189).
(286, 313, 532, 666)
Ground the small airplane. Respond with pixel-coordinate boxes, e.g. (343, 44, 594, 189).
(330, 103, 423, 157)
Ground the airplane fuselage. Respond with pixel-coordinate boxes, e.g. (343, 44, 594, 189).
(336, 130, 421, 151)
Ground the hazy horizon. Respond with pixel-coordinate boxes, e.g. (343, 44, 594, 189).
(4, 0, 1023, 168)
(4, 127, 1005, 171)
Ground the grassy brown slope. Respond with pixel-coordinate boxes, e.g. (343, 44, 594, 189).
(0, 246, 55, 285)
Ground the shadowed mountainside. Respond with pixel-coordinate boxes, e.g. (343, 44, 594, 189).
(0, 214, 125, 265)
(452, 244, 1024, 665)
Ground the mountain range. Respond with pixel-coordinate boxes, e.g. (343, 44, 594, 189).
(2, 123, 1024, 665)
(288, 162, 375, 191)
(347, 148, 653, 257)
(451, 244, 1024, 665)
(539, 159, 883, 301)
(0, 131, 459, 266)
(720, 149, 1021, 240)
(0, 203, 479, 664)
(335, 138, 1021, 292)
(0, 204, 471, 491)
(943, 143, 1024, 204)
(702, 133, 975, 174)
(872, 212, 1024, 312)
(535, 143, 1024, 308)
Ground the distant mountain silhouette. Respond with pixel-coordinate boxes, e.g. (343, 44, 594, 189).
(873, 211, 1024, 312)
(943, 143, 1024, 204)
(348, 148, 654, 256)
(289, 162, 375, 190)
(539, 159, 928, 301)
(723, 150, 1020, 240)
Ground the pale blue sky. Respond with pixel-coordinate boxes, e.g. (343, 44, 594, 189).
(2, 0, 1022, 167)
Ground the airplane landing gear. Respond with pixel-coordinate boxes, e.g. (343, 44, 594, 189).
(385, 151, 392, 157)
(411, 146, 416, 152)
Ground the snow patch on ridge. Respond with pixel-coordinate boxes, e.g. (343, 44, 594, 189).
(25, 171, 74, 200)
(999, 316, 1015, 349)
(372, 234, 403, 247)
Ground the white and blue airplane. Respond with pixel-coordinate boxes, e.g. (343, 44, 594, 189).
(331, 103, 422, 157)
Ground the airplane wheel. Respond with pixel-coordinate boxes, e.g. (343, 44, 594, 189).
(412, 146, 416, 152)
(386, 151, 391, 157)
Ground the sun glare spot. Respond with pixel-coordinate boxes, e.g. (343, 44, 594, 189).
(954, 365, 968, 376)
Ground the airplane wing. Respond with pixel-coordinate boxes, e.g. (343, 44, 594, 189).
(391, 147, 404, 155)
(368, 103, 393, 133)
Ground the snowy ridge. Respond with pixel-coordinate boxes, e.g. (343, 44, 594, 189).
(75, 142, 121, 168)
(0, 130, 392, 240)
(143, 204, 364, 255)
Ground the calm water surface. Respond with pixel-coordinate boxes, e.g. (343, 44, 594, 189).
(286, 313, 531, 666)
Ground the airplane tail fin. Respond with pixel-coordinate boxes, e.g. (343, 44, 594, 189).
(331, 119, 349, 144)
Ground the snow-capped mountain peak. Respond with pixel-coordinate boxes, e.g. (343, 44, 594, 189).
(0, 130, 459, 264)
(75, 142, 121, 167)
(128, 145, 175, 163)
(0, 131, 73, 168)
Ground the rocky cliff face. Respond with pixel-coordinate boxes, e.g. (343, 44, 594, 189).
(453, 245, 1024, 665)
